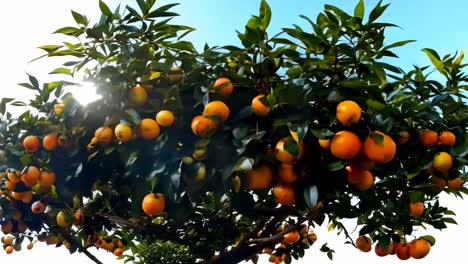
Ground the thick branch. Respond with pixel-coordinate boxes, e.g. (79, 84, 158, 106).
(57, 228, 103, 264)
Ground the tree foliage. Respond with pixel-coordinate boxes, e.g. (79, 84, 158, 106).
(0, 0, 467, 263)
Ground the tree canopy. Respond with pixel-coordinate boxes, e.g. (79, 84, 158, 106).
(0, 0, 467, 263)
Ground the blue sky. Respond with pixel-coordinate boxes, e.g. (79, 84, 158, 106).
(134, 0, 468, 72)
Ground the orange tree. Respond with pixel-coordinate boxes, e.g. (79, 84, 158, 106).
(0, 0, 467, 263)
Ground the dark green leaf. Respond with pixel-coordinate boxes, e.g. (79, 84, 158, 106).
(99, 0, 113, 17)
(354, 0, 365, 19)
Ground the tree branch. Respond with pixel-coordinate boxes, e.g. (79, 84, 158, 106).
(57, 228, 103, 264)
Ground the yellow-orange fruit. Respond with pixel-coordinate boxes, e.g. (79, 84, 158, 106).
(336, 100, 362, 126)
(212, 77, 234, 97)
(356, 236, 372, 252)
(282, 231, 300, 244)
(251, 95, 270, 116)
(363, 131, 396, 163)
(409, 202, 424, 217)
(191, 115, 218, 137)
(23, 135, 41, 153)
(432, 152, 452, 172)
(397, 131, 410, 144)
(43, 133, 59, 151)
(438, 131, 456, 147)
(273, 184, 295, 206)
(330, 131, 362, 160)
(408, 239, 430, 259)
(155, 110, 175, 127)
(375, 242, 393, 257)
(142, 193, 165, 216)
(245, 166, 274, 190)
(420, 130, 438, 147)
(167, 66, 183, 81)
(278, 163, 298, 183)
(203, 101, 230, 121)
(318, 139, 330, 150)
(447, 177, 462, 189)
(114, 124, 133, 142)
(129, 84, 148, 106)
(138, 119, 160, 140)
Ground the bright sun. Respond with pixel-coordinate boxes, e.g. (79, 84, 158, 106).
(67, 82, 101, 105)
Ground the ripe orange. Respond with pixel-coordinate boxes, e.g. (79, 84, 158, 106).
(275, 138, 301, 163)
(23, 135, 41, 153)
(73, 211, 85, 226)
(5, 245, 14, 254)
(245, 166, 274, 190)
(39, 171, 56, 187)
(346, 165, 374, 191)
(5, 180, 16, 190)
(408, 239, 430, 259)
(251, 94, 270, 116)
(438, 131, 456, 147)
(114, 248, 124, 257)
(330, 131, 362, 160)
(283, 231, 300, 244)
(2, 235, 14, 245)
(447, 177, 462, 189)
(142, 193, 165, 216)
(191, 115, 218, 137)
(431, 175, 446, 189)
(167, 66, 183, 81)
(363, 131, 396, 163)
(56, 211, 73, 227)
(114, 124, 133, 142)
(212, 77, 234, 97)
(43, 133, 58, 151)
(395, 243, 411, 260)
(397, 131, 410, 144)
(409, 202, 424, 217)
(54, 103, 64, 116)
(96, 127, 113, 145)
(129, 84, 148, 106)
(203, 101, 230, 121)
(318, 139, 330, 150)
(432, 152, 452, 172)
(273, 184, 296, 206)
(138, 118, 160, 140)
(7, 172, 20, 184)
(336, 100, 362, 126)
(278, 163, 298, 183)
(356, 236, 372, 252)
(419, 130, 438, 147)
(155, 110, 175, 127)
(375, 242, 393, 257)
(27, 242, 34, 250)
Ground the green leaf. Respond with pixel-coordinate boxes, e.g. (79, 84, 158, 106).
(327, 161, 345, 171)
(419, 235, 436, 246)
(370, 132, 384, 144)
(409, 191, 423, 202)
(259, 0, 272, 30)
(366, 99, 386, 111)
(422, 48, 444, 73)
(146, 3, 179, 18)
(28, 74, 40, 90)
(384, 40, 416, 50)
(53, 26, 80, 35)
(99, 0, 113, 17)
(453, 49, 465, 66)
(310, 128, 334, 139)
(284, 138, 299, 157)
(368, 0, 389, 22)
(71, 10, 87, 26)
(38, 45, 62, 53)
(354, 0, 365, 19)
(49, 67, 72, 75)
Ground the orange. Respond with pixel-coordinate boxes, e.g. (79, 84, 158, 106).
(395, 243, 411, 260)
(73, 211, 84, 226)
(203, 101, 230, 121)
(114, 124, 133, 142)
(12, 210, 22, 221)
(156, 110, 175, 127)
(5, 180, 16, 190)
(283, 231, 300, 244)
(212, 77, 234, 97)
(432, 152, 452, 172)
(167, 66, 183, 81)
(2, 235, 14, 245)
(26, 166, 41, 182)
(278, 163, 298, 183)
(128, 84, 148, 106)
(191, 115, 218, 137)
(431, 175, 446, 189)
(56, 211, 73, 227)
(114, 248, 124, 257)
(142, 193, 165, 216)
(117, 240, 124, 248)
(273, 184, 295, 205)
(274, 138, 302, 163)
(409, 202, 424, 217)
(336, 100, 361, 126)
(43, 133, 59, 151)
(408, 239, 430, 259)
(447, 177, 462, 189)
(318, 139, 330, 150)
(7, 172, 20, 184)
(330, 131, 362, 160)
(23, 135, 41, 152)
(251, 94, 270, 116)
(245, 166, 274, 190)
(356, 236, 372, 252)
(438, 131, 456, 147)
(31, 201, 46, 214)
(363, 131, 396, 163)
(397, 131, 410, 144)
(21, 191, 33, 203)
(96, 127, 113, 145)
(54, 103, 64, 116)
(39, 171, 56, 187)
(12, 191, 25, 200)
(138, 118, 160, 140)
(27, 242, 34, 250)
(375, 242, 393, 257)
(5, 245, 14, 254)
(346, 165, 374, 191)
(419, 130, 438, 147)
(1, 221, 13, 234)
